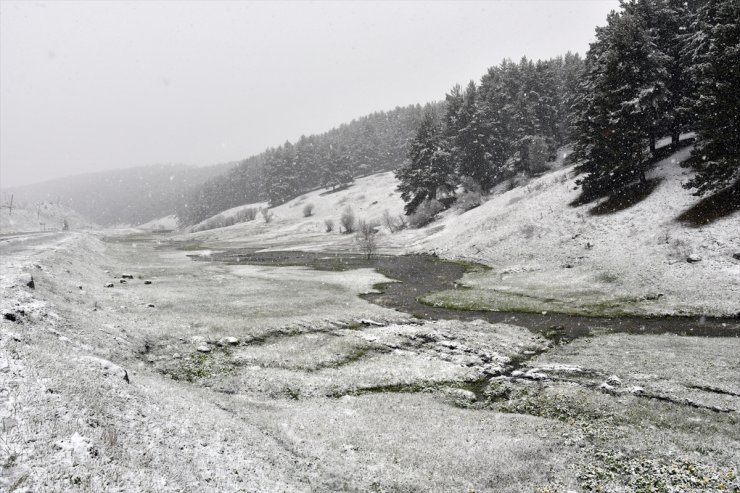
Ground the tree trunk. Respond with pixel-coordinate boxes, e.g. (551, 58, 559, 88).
(672, 128, 681, 148)
(649, 133, 656, 155)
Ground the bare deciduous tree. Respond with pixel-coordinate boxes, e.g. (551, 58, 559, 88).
(355, 219, 379, 259)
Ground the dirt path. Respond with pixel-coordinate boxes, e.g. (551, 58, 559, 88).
(193, 248, 740, 341)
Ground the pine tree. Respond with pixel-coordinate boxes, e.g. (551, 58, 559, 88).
(395, 108, 454, 214)
(683, 0, 740, 195)
(573, 5, 669, 195)
(456, 81, 495, 188)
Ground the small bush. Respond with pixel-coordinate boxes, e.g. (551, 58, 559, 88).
(324, 218, 334, 232)
(261, 208, 274, 223)
(382, 209, 409, 233)
(303, 203, 314, 217)
(408, 199, 444, 228)
(236, 207, 258, 222)
(340, 207, 356, 234)
(460, 176, 482, 194)
(519, 223, 537, 239)
(355, 219, 379, 259)
(457, 191, 482, 211)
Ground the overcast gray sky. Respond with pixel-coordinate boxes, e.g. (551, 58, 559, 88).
(0, 0, 618, 188)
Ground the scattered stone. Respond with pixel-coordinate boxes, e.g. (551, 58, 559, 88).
(733, 252, 740, 261)
(105, 283, 114, 288)
(524, 369, 548, 380)
(19, 273, 34, 289)
(172, 353, 181, 359)
(626, 385, 644, 395)
(444, 387, 477, 404)
(144, 280, 152, 285)
(121, 274, 134, 279)
(119, 279, 127, 284)
(196, 345, 211, 353)
(599, 382, 615, 392)
(2, 310, 17, 322)
(222, 336, 239, 346)
(439, 342, 459, 352)
(358, 319, 383, 326)
(146, 303, 155, 308)
(606, 375, 622, 387)
(644, 293, 663, 301)
(511, 370, 524, 377)
(78, 285, 83, 290)
(687, 254, 702, 263)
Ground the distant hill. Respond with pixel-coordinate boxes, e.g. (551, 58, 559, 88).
(2, 162, 234, 226)
(0, 198, 95, 234)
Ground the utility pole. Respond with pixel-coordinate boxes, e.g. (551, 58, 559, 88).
(8, 195, 13, 216)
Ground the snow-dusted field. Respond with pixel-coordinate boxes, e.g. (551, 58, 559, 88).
(1, 145, 738, 491)
(180, 147, 739, 317)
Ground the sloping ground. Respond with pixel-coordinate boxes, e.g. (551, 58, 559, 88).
(0, 201, 94, 234)
(137, 214, 179, 231)
(0, 232, 584, 492)
(415, 146, 739, 317)
(176, 172, 406, 251)
(177, 146, 739, 317)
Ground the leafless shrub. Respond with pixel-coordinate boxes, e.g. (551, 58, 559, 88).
(302, 203, 314, 217)
(324, 218, 334, 232)
(101, 427, 118, 447)
(457, 191, 482, 211)
(396, 214, 408, 230)
(261, 208, 274, 223)
(355, 219, 379, 259)
(668, 237, 692, 260)
(380, 209, 396, 232)
(340, 207, 356, 234)
(235, 207, 258, 222)
(519, 223, 537, 239)
(409, 199, 444, 228)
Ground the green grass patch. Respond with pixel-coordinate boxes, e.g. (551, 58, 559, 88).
(176, 242, 207, 251)
(419, 288, 644, 318)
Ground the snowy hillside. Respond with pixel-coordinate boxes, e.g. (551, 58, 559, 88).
(414, 146, 739, 317)
(178, 172, 406, 251)
(0, 200, 94, 234)
(179, 147, 739, 317)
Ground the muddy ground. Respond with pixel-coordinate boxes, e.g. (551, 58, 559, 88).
(192, 247, 740, 341)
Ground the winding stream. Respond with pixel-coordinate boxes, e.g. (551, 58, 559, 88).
(191, 248, 740, 341)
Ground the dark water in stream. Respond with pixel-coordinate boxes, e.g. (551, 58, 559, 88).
(189, 248, 740, 341)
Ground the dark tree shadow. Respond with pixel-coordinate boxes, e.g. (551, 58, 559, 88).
(588, 178, 663, 216)
(319, 182, 353, 196)
(569, 137, 696, 208)
(676, 181, 740, 227)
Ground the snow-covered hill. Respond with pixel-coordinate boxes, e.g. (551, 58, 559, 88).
(0, 200, 95, 234)
(178, 147, 739, 317)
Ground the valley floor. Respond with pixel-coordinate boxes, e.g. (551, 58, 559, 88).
(1, 231, 738, 492)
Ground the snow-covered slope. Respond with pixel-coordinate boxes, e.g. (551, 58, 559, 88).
(137, 214, 179, 231)
(413, 146, 739, 316)
(179, 172, 406, 250)
(0, 200, 95, 233)
(179, 148, 739, 316)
